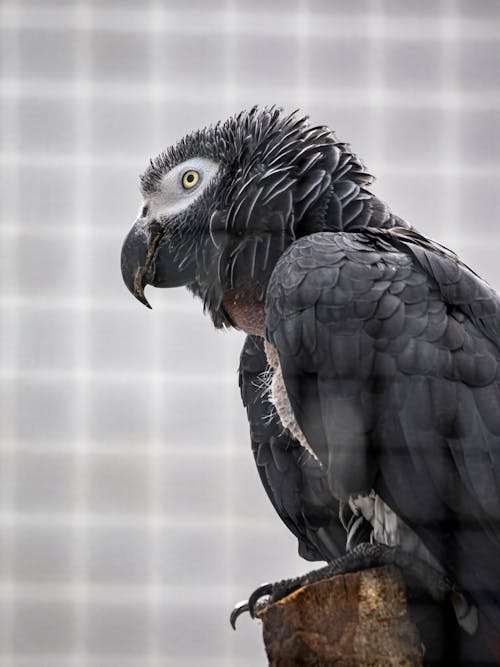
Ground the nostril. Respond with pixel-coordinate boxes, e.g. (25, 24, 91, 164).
(141, 205, 149, 217)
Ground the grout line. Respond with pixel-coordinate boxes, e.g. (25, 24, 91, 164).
(0, 0, 20, 658)
(440, 0, 461, 241)
(147, 3, 167, 661)
(0, 512, 281, 532)
(72, 1, 92, 663)
(1, 5, 499, 40)
(222, 1, 237, 661)
(2, 80, 500, 108)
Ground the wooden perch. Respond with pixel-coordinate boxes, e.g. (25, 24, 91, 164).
(256, 565, 423, 666)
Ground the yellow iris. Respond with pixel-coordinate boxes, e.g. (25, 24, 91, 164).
(182, 170, 200, 190)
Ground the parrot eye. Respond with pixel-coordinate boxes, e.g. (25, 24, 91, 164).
(152, 157, 218, 218)
(182, 170, 200, 190)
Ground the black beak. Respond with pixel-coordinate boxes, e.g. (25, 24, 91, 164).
(121, 220, 196, 308)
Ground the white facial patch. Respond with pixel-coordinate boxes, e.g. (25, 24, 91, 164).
(145, 157, 219, 219)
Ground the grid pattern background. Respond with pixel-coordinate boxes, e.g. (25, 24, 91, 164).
(0, 0, 499, 665)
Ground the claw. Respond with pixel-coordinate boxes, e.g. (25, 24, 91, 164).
(230, 600, 250, 630)
(248, 582, 273, 617)
(229, 583, 274, 630)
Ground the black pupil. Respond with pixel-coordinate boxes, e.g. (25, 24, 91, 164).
(187, 173, 195, 183)
(141, 205, 149, 216)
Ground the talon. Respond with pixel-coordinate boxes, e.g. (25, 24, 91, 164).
(248, 582, 273, 617)
(230, 600, 250, 630)
(230, 583, 274, 629)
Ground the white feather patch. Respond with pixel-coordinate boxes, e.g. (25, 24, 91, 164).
(264, 341, 319, 460)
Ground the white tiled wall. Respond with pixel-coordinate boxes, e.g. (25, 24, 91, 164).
(1, 0, 499, 665)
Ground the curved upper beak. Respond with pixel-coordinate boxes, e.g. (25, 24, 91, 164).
(121, 219, 196, 308)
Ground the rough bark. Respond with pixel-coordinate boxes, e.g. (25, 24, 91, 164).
(257, 565, 423, 666)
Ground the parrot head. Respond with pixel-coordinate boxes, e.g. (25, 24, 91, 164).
(121, 106, 372, 331)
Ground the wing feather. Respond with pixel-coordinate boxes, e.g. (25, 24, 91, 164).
(265, 230, 500, 629)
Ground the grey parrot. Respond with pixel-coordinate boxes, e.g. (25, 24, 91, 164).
(121, 107, 500, 663)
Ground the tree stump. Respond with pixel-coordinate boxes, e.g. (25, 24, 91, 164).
(256, 565, 423, 666)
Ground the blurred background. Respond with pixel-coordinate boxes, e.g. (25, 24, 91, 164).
(0, 0, 499, 665)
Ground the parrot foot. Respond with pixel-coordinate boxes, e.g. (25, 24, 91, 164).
(229, 542, 453, 629)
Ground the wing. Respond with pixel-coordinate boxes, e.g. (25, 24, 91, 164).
(239, 335, 359, 562)
(265, 230, 500, 631)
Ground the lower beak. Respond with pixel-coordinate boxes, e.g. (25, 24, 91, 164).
(120, 220, 195, 308)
